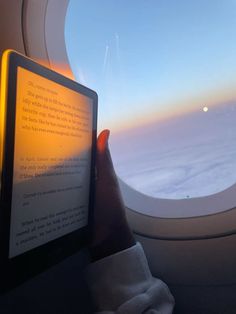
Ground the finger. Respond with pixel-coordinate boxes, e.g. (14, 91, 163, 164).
(97, 129, 110, 153)
(96, 129, 117, 183)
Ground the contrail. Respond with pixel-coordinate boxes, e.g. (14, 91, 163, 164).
(115, 32, 124, 95)
(102, 44, 109, 74)
(115, 33, 121, 63)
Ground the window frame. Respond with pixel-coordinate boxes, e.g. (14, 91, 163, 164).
(23, 0, 236, 241)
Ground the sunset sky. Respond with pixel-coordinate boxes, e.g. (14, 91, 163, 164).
(65, 1, 236, 198)
(65, 0, 236, 132)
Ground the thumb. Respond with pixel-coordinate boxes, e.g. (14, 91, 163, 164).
(97, 129, 110, 154)
(96, 129, 117, 183)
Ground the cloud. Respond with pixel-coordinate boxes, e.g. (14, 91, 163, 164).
(110, 103, 236, 199)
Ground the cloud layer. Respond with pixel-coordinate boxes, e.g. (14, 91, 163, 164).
(110, 103, 236, 199)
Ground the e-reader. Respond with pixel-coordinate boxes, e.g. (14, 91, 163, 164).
(0, 50, 97, 292)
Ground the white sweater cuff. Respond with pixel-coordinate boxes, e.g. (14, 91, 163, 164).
(86, 243, 174, 313)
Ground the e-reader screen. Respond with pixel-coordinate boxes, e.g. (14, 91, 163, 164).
(9, 66, 95, 258)
(0, 50, 97, 273)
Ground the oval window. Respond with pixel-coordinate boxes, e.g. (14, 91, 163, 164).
(65, 0, 236, 199)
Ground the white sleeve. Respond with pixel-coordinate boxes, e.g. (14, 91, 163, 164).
(86, 242, 175, 314)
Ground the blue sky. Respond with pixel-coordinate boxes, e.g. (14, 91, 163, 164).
(65, 0, 236, 132)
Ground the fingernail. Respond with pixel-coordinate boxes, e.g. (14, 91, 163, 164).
(97, 129, 110, 152)
(105, 129, 110, 147)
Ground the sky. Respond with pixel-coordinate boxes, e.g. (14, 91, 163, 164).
(65, 0, 236, 132)
(65, 1, 236, 199)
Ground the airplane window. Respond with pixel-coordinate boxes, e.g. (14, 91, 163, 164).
(65, 0, 236, 200)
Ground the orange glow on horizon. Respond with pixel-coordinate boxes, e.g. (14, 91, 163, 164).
(110, 84, 236, 136)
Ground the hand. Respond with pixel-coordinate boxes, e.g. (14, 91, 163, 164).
(90, 130, 135, 261)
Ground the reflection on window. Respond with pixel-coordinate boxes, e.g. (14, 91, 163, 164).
(65, 0, 236, 199)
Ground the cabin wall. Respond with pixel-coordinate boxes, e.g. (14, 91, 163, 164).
(138, 235, 236, 314)
(0, 0, 26, 70)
